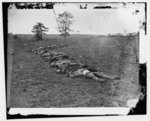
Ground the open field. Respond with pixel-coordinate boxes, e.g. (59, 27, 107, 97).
(8, 34, 140, 107)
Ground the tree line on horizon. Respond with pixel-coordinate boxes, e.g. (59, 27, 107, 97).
(8, 9, 139, 40)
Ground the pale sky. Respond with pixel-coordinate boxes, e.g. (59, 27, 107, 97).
(8, 3, 145, 35)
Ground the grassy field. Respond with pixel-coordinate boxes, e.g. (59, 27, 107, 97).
(8, 34, 140, 107)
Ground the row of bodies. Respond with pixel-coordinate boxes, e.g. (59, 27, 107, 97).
(31, 44, 120, 82)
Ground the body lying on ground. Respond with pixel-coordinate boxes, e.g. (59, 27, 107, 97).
(31, 44, 68, 55)
(49, 58, 120, 82)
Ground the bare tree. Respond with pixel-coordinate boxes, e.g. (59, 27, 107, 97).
(57, 11, 73, 40)
(32, 22, 49, 40)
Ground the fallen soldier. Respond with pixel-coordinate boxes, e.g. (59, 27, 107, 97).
(46, 53, 70, 63)
(69, 68, 120, 82)
(50, 58, 80, 69)
(31, 47, 48, 55)
(31, 44, 68, 55)
(49, 58, 120, 82)
(42, 51, 65, 57)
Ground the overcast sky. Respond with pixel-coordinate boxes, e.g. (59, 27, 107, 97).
(8, 3, 145, 35)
